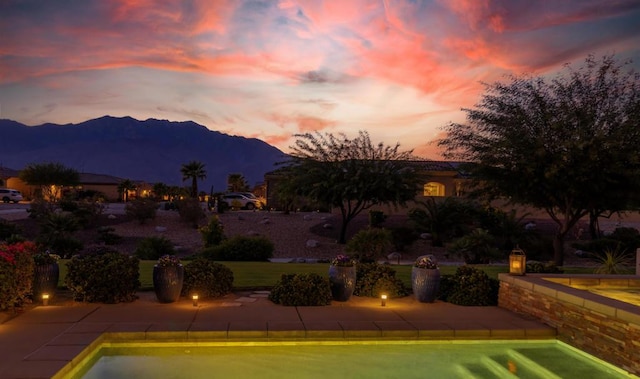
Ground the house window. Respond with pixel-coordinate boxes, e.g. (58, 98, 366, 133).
(423, 182, 445, 197)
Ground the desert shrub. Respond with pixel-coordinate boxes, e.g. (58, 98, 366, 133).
(0, 241, 36, 311)
(125, 198, 157, 224)
(64, 249, 140, 303)
(96, 226, 123, 245)
(573, 227, 640, 258)
(27, 198, 54, 220)
(36, 212, 83, 258)
(592, 248, 634, 275)
(0, 220, 22, 241)
(447, 229, 500, 264)
(175, 198, 206, 228)
(446, 266, 498, 306)
(134, 236, 175, 260)
(368, 210, 387, 227)
(390, 226, 417, 252)
(202, 235, 273, 261)
(435, 274, 456, 302)
(71, 199, 105, 228)
(269, 273, 332, 306)
(181, 258, 233, 298)
(526, 260, 563, 274)
(200, 216, 226, 248)
(354, 262, 409, 298)
(346, 228, 393, 263)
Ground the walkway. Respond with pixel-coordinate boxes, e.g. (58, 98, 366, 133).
(0, 291, 555, 379)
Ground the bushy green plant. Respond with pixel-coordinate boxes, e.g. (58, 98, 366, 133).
(175, 198, 206, 228)
(0, 241, 36, 311)
(0, 220, 22, 241)
(70, 198, 105, 228)
(181, 258, 233, 298)
(592, 248, 634, 275)
(346, 228, 393, 263)
(526, 260, 563, 273)
(269, 273, 332, 306)
(202, 235, 274, 261)
(354, 262, 409, 298)
(36, 212, 82, 258)
(96, 226, 122, 245)
(446, 266, 498, 306)
(134, 236, 175, 260)
(64, 249, 140, 303)
(447, 229, 500, 264)
(125, 198, 157, 224)
(27, 198, 55, 220)
(200, 216, 226, 248)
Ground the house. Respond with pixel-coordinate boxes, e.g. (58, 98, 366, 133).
(263, 160, 470, 214)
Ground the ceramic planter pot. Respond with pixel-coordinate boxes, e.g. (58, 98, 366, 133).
(153, 265, 184, 303)
(411, 267, 440, 303)
(328, 265, 356, 302)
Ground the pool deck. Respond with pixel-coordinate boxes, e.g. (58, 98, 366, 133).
(0, 290, 556, 379)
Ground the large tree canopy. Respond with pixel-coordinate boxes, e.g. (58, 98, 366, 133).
(19, 162, 79, 201)
(439, 54, 640, 266)
(283, 131, 422, 244)
(181, 161, 206, 198)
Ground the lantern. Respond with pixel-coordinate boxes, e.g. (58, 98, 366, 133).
(509, 246, 526, 276)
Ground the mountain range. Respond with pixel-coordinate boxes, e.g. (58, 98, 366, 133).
(0, 116, 287, 191)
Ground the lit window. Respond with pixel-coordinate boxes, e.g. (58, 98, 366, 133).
(423, 182, 445, 197)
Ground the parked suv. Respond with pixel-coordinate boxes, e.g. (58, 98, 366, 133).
(0, 188, 23, 203)
(220, 193, 263, 210)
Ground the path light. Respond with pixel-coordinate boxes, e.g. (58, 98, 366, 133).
(381, 294, 387, 307)
(42, 293, 49, 306)
(192, 294, 199, 307)
(509, 246, 526, 276)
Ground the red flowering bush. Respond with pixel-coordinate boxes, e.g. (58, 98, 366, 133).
(0, 241, 37, 311)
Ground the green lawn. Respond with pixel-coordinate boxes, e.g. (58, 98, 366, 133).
(57, 260, 594, 291)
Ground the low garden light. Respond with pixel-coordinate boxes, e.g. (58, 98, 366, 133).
(381, 294, 387, 307)
(192, 294, 199, 307)
(42, 293, 50, 306)
(509, 246, 526, 276)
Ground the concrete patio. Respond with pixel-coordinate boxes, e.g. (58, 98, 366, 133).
(0, 290, 556, 379)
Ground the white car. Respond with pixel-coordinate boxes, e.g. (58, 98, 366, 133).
(221, 193, 262, 210)
(0, 188, 23, 203)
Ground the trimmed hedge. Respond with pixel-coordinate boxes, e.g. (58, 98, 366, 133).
(354, 262, 409, 298)
(269, 273, 332, 306)
(181, 258, 234, 298)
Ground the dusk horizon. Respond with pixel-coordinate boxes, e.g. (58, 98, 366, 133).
(1, 1, 639, 159)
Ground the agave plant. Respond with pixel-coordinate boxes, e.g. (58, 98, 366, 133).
(592, 248, 633, 275)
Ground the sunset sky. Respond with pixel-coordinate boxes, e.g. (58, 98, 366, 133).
(1, 1, 639, 158)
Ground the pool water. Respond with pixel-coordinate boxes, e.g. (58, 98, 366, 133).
(63, 340, 635, 379)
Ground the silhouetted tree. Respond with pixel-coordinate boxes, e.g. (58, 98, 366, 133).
(19, 162, 79, 201)
(117, 179, 137, 202)
(181, 161, 206, 198)
(227, 173, 250, 192)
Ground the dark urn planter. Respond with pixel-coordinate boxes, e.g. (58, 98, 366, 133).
(328, 265, 356, 302)
(153, 265, 184, 303)
(33, 263, 59, 300)
(411, 267, 440, 303)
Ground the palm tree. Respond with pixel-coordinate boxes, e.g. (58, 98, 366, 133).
(181, 161, 206, 198)
(227, 173, 249, 192)
(117, 179, 137, 202)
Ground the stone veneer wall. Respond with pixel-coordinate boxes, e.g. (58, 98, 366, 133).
(498, 273, 640, 376)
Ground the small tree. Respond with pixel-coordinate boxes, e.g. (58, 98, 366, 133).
(227, 173, 250, 192)
(19, 162, 79, 201)
(117, 179, 137, 202)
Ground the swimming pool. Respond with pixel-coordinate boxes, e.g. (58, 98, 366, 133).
(59, 340, 634, 379)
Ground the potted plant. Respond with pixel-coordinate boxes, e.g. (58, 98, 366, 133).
(411, 255, 440, 303)
(32, 250, 61, 301)
(328, 254, 357, 301)
(153, 255, 184, 303)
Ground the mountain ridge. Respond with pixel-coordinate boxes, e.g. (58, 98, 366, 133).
(0, 115, 287, 191)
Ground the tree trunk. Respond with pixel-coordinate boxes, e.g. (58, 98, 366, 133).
(338, 221, 348, 244)
(553, 233, 565, 267)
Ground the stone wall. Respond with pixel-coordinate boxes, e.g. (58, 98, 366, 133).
(498, 274, 640, 376)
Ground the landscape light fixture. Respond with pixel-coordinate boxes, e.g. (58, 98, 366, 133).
(192, 294, 199, 307)
(509, 246, 526, 276)
(381, 294, 387, 307)
(42, 293, 50, 306)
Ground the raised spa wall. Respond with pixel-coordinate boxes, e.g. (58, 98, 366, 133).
(498, 273, 640, 376)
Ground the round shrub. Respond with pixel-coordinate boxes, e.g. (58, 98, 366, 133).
(202, 235, 273, 261)
(134, 236, 175, 260)
(346, 228, 393, 263)
(125, 198, 157, 224)
(446, 265, 497, 306)
(354, 262, 409, 298)
(181, 258, 233, 298)
(200, 216, 226, 248)
(65, 249, 140, 303)
(269, 273, 332, 306)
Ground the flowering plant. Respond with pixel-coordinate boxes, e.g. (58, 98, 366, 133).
(156, 254, 182, 267)
(1, 241, 38, 265)
(331, 254, 356, 267)
(414, 255, 438, 269)
(33, 250, 61, 266)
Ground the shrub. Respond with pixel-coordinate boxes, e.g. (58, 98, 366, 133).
(181, 258, 233, 298)
(200, 216, 226, 248)
(368, 210, 386, 227)
(96, 226, 123, 245)
(125, 198, 157, 224)
(592, 248, 634, 275)
(175, 198, 206, 228)
(27, 198, 54, 220)
(71, 199, 105, 228)
(526, 260, 563, 274)
(447, 229, 500, 264)
(0, 241, 36, 311)
(202, 235, 274, 261)
(446, 266, 498, 306)
(269, 273, 332, 306)
(134, 236, 175, 260)
(0, 220, 22, 241)
(354, 262, 409, 298)
(346, 228, 393, 263)
(64, 249, 140, 303)
(390, 226, 417, 252)
(36, 212, 82, 258)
